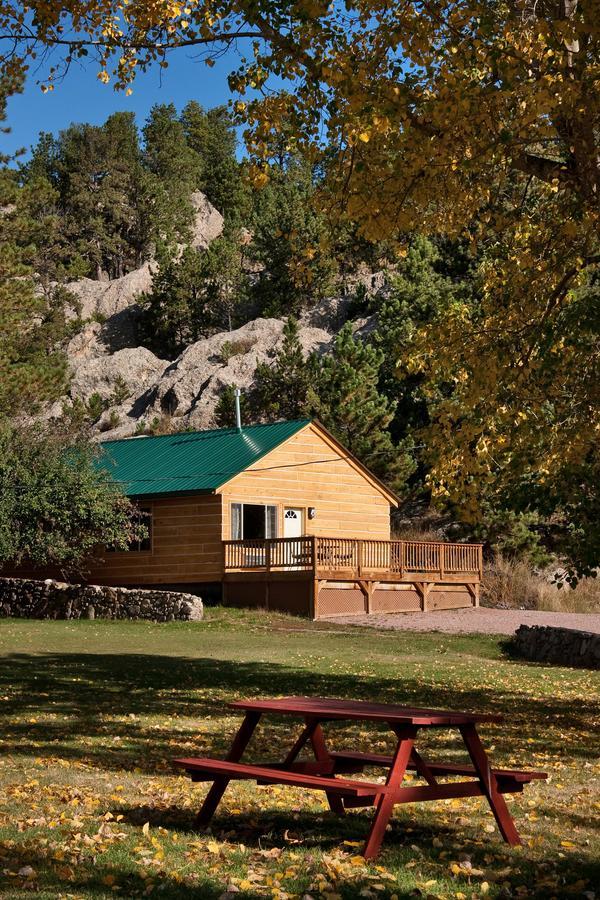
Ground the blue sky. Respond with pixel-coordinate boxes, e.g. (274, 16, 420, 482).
(3, 47, 246, 160)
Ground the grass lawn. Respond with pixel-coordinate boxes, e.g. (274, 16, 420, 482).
(0, 608, 598, 899)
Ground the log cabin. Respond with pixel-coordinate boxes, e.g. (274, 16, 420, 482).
(10, 419, 483, 618)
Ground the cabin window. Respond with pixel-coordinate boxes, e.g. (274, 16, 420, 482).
(231, 503, 277, 540)
(130, 506, 152, 552)
(107, 506, 152, 552)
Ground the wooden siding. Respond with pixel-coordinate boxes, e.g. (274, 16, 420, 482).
(86, 495, 223, 585)
(219, 423, 392, 542)
(6, 495, 224, 587)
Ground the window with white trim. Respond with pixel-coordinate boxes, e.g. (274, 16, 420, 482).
(231, 503, 277, 540)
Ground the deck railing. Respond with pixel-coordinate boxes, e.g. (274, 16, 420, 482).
(223, 536, 483, 578)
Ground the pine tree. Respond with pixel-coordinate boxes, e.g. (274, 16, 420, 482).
(180, 101, 248, 226)
(47, 112, 147, 278)
(214, 385, 250, 429)
(0, 77, 68, 419)
(309, 324, 415, 492)
(253, 316, 313, 421)
(138, 237, 245, 358)
(143, 103, 203, 257)
(373, 235, 472, 441)
(248, 161, 336, 317)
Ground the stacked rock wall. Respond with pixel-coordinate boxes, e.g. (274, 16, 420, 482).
(509, 624, 599, 669)
(0, 577, 203, 622)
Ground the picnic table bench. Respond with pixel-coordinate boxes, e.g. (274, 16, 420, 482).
(173, 696, 547, 859)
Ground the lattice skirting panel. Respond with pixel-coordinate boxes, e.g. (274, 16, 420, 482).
(318, 583, 366, 616)
(224, 579, 313, 616)
(428, 585, 474, 610)
(371, 584, 421, 613)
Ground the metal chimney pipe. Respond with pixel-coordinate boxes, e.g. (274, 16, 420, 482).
(234, 388, 242, 432)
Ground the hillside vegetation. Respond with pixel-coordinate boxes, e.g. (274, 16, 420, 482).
(0, 81, 597, 595)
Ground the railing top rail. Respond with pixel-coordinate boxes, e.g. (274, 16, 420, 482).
(224, 536, 482, 548)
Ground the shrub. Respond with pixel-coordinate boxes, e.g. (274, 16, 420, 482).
(0, 423, 144, 573)
(481, 554, 600, 613)
(87, 392, 106, 422)
(99, 410, 121, 433)
(219, 338, 256, 363)
(110, 375, 131, 406)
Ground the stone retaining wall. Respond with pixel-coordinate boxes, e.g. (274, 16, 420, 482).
(509, 624, 599, 669)
(0, 577, 203, 622)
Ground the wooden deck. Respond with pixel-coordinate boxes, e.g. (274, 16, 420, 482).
(222, 537, 483, 619)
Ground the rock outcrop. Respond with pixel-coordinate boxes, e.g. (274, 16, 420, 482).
(70, 346, 169, 406)
(88, 315, 332, 439)
(64, 191, 223, 323)
(189, 190, 224, 250)
(54, 191, 380, 438)
(67, 261, 156, 322)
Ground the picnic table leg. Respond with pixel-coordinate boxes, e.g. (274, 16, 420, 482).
(310, 722, 345, 816)
(282, 718, 321, 766)
(362, 725, 418, 859)
(409, 748, 438, 787)
(195, 711, 261, 829)
(459, 724, 522, 846)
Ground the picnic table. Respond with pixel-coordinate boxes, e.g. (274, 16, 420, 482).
(173, 696, 546, 859)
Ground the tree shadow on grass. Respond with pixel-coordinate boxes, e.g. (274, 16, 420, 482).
(0, 646, 598, 899)
(0, 652, 598, 773)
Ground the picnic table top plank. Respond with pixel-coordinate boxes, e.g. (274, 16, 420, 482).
(229, 696, 503, 725)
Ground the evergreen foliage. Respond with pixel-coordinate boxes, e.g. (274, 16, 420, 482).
(374, 236, 475, 441)
(181, 101, 248, 227)
(308, 324, 415, 493)
(252, 317, 314, 421)
(247, 162, 336, 317)
(138, 237, 245, 358)
(0, 77, 68, 419)
(252, 319, 415, 494)
(39, 113, 148, 278)
(214, 385, 251, 429)
(142, 103, 203, 257)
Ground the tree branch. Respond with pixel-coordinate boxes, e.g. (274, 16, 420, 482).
(0, 30, 263, 51)
(512, 151, 573, 186)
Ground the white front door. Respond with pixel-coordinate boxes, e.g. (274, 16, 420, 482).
(283, 508, 303, 538)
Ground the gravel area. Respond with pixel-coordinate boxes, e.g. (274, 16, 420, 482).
(327, 607, 600, 635)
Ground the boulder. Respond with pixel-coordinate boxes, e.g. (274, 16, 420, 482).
(189, 191, 224, 250)
(67, 261, 156, 322)
(69, 346, 169, 405)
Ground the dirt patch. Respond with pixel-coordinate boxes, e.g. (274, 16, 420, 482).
(327, 607, 600, 635)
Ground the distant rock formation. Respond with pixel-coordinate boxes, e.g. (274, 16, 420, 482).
(87, 314, 332, 439)
(50, 192, 381, 439)
(64, 191, 224, 322)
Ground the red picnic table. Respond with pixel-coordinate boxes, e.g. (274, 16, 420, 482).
(173, 696, 546, 859)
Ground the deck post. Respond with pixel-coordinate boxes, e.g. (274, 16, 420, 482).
(265, 539, 271, 573)
(415, 582, 431, 612)
(222, 540, 228, 575)
(311, 535, 318, 576)
(357, 540, 364, 578)
(440, 544, 445, 579)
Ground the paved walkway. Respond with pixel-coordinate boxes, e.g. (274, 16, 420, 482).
(328, 607, 600, 635)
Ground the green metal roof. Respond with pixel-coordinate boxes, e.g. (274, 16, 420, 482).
(98, 420, 311, 498)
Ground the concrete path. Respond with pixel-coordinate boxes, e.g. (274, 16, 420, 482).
(328, 607, 600, 635)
